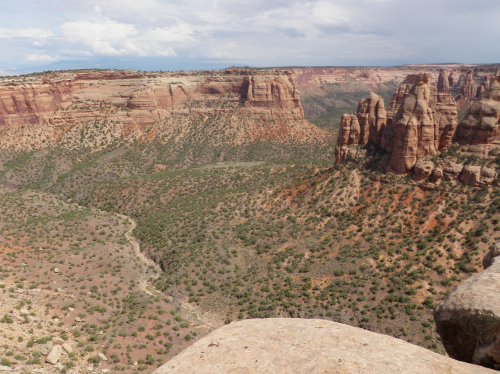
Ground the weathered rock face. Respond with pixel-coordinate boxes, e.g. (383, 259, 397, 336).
(477, 76, 491, 98)
(335, 74, 458, 174)
(459, 70, 478, 101)
(454, 76, 500, 147)
(0, 70, 330, 153)
(242, 75, 304, 120)
(154, 318, 494, 374)
(458, 165, 497, 187)
(0, 70, 305, 129)
(356, 92, 387, 145)
(438, 71, 450, 93)
(334, 93, 386, 164)
(382, 74, 457, 173)
(413, 159, 435, 181)
(435, 243, 500, 370)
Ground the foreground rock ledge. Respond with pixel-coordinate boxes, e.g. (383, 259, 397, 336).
(435, 243, 500, 369)
(153, 318, 493, 374)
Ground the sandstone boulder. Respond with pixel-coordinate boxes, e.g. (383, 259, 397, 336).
(430, 165, 444, 183)
(458, 166, 497, 187)
(45, 344, 62, 365)
(443, 162, 464, 181)
(413, 159, 435, 181)
(62, 343, 73, 354)
(435, 244, 500, 370)
(154, 318, 493, 374)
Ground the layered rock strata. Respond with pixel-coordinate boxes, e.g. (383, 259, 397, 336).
(477, 76, 491, 98)
(459, 70, 478, 101)
(435, 243, 500, 370)
(454, 76, 500, 149)
(0, 70, 305, 129)
(154, 318, 494, 374)
(438, 70, 450, 93)
(0, 70, 330, 152)
(335, 74, 458, 174)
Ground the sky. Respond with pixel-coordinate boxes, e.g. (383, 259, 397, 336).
(1, 0, 499, 75)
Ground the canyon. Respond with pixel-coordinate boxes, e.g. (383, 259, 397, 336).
(2, 64, 500, 374)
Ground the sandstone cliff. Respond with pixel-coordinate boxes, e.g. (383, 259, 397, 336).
(438, 70, 450, 93)
(454, 76, 500, 150)
(153, 318, 494, 374)
(477, 76, 491, 98)
(335, 74, 458, 174)
(459, 70, 478, 101)
(0, 70, 331, 152)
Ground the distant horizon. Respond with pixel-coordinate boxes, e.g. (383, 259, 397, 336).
(1, 60, 497, 78)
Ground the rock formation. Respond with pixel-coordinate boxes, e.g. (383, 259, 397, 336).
(153, 318, 494, 374)
(241, 75, 304, 120)
(438, 70, 450, 93)
(477, 76, 491, 98)
(0, 69, 332, 152)
(454, 76, 500, 149)
(0, 70, 305, 129)
(449, 71, 458, 87)
(459, 70, 478, 101)
(334, 92, 386, 164)
(335, 74, 458, 174)
(435, 243, 500, 370)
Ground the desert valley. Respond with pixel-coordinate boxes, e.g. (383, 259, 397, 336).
(0, 62, 500, 373)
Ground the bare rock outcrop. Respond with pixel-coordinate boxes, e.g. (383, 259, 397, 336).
(459, 70, 478, 101)
(242, 75, 304, 120)
(154, 318, 493, 374)
(413, 159, 435, 181)
(458, 165, 497, 187)
(356, 92, 387, 144)
(454, 76, 500, 147)
(477, 76, 491, 98)
(0, 71, 305, 129)
(45, 344, 62, 365)
(435, 243, 500, 370)
(335, 74, 458, 175)
(438, 70, 450, 93)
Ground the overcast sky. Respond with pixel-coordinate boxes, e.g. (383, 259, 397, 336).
(1, 0, 499, 74)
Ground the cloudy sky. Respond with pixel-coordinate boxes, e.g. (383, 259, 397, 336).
(1, 0, 499, 74)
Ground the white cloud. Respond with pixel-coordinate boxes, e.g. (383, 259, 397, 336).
(157, 47, 177, 57)
(60, 17, 185, 57)
(3, 0, 500, 69)
(25, 54, 56, 62)
(0, 28, 53, 39)
(58, 49, 94, 57)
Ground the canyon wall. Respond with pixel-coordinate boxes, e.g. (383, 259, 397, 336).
(0, 70, 304, 129)
(0, 69, 329, 152)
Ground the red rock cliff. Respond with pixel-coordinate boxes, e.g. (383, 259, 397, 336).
(454, 76, 500, 148)
(335, 73, 458, 173)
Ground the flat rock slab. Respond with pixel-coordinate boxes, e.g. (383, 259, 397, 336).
(153, 318, 494, 374)
(45, 344, 62, 365)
